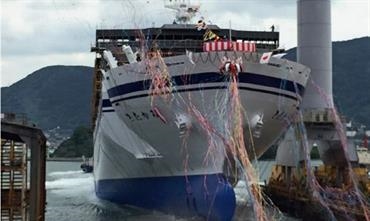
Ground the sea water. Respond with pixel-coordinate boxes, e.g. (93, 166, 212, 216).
(45, 161, 299, 221)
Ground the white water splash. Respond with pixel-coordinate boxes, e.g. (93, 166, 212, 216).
(234, 180, 253, 206)
(49, 170, 84, 177)
(46, 176, 93, 190)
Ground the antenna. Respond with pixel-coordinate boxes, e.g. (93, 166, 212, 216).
(164, 0, 200, 24)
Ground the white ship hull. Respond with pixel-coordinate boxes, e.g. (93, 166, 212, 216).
(93, 51, 310, 220)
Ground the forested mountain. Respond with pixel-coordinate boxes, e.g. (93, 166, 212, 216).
(1, 65, 94, 131)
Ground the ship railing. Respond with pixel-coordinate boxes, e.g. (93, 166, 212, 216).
(97, 39, 203, 51)
(97, 39, 277, 52)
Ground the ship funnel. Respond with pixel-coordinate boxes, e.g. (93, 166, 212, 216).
(298, 0, 333, 109)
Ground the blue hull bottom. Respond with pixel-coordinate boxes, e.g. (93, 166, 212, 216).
(95, 173, 236, 221)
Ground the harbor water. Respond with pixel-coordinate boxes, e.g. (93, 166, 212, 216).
(45, 161, 299, 221)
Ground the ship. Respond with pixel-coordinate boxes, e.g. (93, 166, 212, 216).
(91, 1, 310, 220)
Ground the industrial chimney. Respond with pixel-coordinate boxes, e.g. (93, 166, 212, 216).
(298, 0, 333, 109)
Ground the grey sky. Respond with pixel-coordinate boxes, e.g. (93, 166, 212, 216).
(1, 0, 369, 87)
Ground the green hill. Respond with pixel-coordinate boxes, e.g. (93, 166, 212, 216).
(51, 126, 93, 158)
(1, 65, 94, 131)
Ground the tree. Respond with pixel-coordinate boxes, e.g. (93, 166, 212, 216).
(51, 126, 93, 158)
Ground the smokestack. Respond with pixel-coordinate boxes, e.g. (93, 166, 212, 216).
(298, 0, 333, 109)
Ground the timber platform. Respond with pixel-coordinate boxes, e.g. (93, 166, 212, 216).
(1, 113, 47, 221)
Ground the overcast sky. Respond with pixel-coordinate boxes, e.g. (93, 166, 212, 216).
(1, 0, 369, 87)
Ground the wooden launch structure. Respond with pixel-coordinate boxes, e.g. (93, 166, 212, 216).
(1, 113, 47, 221)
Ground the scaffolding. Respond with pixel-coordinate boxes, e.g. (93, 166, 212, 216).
(1, 114, 46, 221)
(1, 140, 28, 221)
(90, 57, 103, 130)
(92, 25, 279, 64)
